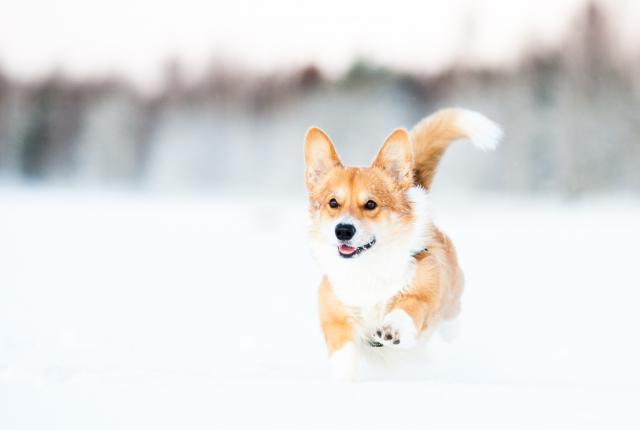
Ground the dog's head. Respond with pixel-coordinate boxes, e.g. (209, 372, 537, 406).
(304, 127, 429, 262)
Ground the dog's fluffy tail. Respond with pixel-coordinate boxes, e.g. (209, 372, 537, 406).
(410, 108, 503, 190)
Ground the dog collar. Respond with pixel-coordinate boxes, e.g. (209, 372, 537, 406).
(412, 247, 429, 259)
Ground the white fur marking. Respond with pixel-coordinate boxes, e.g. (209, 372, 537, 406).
(455, 109, 503, 151)
(330, 342, 358, 382)
(380, 309, 418, 349)
(406, 186, 431, 254)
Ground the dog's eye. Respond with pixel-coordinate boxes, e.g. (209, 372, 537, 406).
(364, 200, 377, 210)
(328, 198, 339, 208)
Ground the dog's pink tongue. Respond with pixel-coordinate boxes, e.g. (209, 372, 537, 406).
(339, 244, 356, 255)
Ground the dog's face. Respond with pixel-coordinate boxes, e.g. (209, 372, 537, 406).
(304, 128, 421, 261)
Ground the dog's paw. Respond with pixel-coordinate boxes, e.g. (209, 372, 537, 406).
(330, 342, 359, 382)
(371, 309, 418, 349)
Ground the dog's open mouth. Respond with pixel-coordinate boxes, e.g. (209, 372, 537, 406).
(338, 238, 376, 258)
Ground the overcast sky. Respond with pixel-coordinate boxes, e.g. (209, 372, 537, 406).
(1, 0, 637, 90)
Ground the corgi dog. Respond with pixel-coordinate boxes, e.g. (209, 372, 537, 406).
(303, 108, 502, 381)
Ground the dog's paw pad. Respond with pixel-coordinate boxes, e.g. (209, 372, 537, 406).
(372, 324, 402, 346)
(370, 310, 418, 349)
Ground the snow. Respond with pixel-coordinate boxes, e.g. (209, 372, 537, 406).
(1, 187, 639, 429)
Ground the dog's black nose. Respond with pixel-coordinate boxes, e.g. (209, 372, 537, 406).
(335, 223, 356, 241)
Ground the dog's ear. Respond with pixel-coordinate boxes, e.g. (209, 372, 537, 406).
(304, 127, 342, 191)
(372, 128, 413, 187)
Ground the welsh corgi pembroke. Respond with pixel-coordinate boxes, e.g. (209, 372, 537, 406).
(303, 108, 502, 381)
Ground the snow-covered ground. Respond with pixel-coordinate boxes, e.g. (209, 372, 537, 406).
(1, 187, 639, 429)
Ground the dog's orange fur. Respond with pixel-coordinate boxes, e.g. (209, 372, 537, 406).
(305, 108, 495, 361)
(411, 108, 472, 190)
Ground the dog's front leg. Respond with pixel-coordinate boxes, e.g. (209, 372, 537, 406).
(372, 294, 432, 349)
(318, 279, 359, 381)
(327, 336, 358, 381)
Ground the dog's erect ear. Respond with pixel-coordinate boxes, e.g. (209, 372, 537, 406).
(304, 127, 342, 191)
(372, 128, 413, 187)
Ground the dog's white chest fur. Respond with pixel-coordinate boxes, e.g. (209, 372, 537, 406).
(327, 251, 418, 347)
(327, 248, 417, 309)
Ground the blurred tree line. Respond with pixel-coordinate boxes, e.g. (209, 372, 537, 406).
(0, 3, 638, 195)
